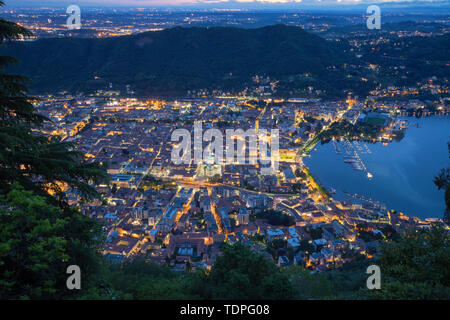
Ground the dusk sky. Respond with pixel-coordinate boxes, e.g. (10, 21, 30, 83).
(8, 0, 450, 8)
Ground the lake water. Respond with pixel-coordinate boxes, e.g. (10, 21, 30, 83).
(304, 116, 450, 219)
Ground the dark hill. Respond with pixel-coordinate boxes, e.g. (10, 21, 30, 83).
(1, 24, 355, 96)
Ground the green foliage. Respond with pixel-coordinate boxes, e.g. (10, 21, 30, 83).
(0, 4, 107, 299)
(0, 184, 69, 299)
(110, 259, 190, 299)
(364, 33, 450, 88)
(367, 226, 450, 299)
(434, 142, 450, 223)
(325, 259, 372, 299)
(294, 168, 306, 179)
(76, 258, 186, 300)
(357, 230, 381, 243)
(0, 184, 105, 300)
(76, 244, 296, 300)
(209, 243, 294, 299)
(381, 224, 399, 240)
(141, 174, 163, 187)
(256, 209, 295, 226)
(0, 9, 108, 202)
(66, 226, 450, 301)
(321, 119, 384, 141)
(284, 266, 333, 299)
(269, 239, 286, 251)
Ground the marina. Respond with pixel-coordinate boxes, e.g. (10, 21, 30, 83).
(333, 138, 373, 179)
(332, 138, 341, 154)
(304, 116, 449, 219)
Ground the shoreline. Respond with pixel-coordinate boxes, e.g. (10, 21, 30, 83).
(304, 115, 449, 221)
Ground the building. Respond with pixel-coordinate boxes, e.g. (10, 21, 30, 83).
(237, 208, 250, 225)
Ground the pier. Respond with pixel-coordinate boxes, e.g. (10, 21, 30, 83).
(332, 138, 341, 154)
(343, 139, 373, 179)
(343, 191, 386, 211)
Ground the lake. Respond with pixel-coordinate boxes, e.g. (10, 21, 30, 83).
(304, 116, 450, 220)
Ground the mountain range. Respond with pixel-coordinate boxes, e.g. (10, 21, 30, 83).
(1, 25, 356, 96)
